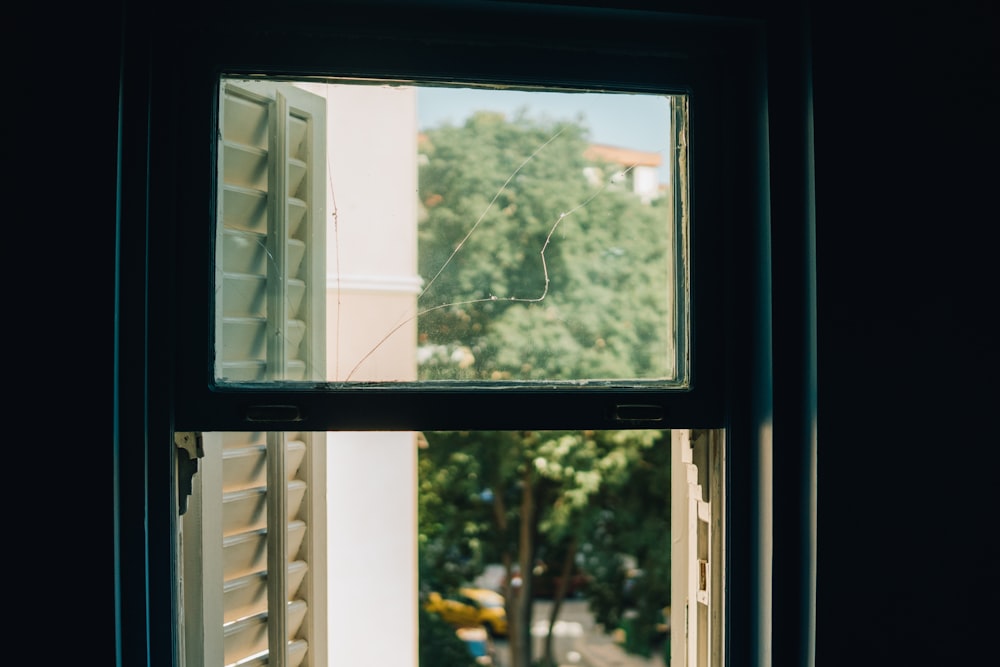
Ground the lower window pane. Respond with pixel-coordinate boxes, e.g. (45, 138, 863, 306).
(417, 429, 671, 667)
(182, 428, 730, 667)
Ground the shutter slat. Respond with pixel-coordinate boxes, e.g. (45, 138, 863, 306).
(222, 445, 267, 491)
(287, 159, 306, 196)
(222, 91, 269, 148)
(224, 572, 267, 624)
(222, 431, 267, 450)
(287, 116, 308, 156)
(287, 199, 307, 237)
(222, 441, 304, 491)
(220, 275, 302, 319)
(222, 600, 310, 666)
(286, 441, 305, 479)
(223, 274, 267, 317)
(222, 186, 268, 234)
(222, 488, 267, 536)
(221, 228, 268, 275)
(286, 480, 306, 520)
(286, 600, 307, 639)
(221, 317, 267, 361)
(222, 480, 307, 535)
(287, 639, 308, 667)
(223, 141, 269, 190)
(224, 561, 308, 624)
(219, 361, 267, 382)
(222, 520, 305, 580)
(223, 612, 268, 665)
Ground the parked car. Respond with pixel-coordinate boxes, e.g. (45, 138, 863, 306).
(455, 625, 497, 666)
(425, 587, 509, 637)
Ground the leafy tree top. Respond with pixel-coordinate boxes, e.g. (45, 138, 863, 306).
(417, 110, 673, 382)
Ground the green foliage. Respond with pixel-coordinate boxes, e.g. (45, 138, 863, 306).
(418, 606, 478, 667)
(579, 429, 671, 656)
(418, 428, 671, 657)
(416, 109, 673, 382)
(418, 431, 524, 594)
(415, 110, 674, 666)
(621, 615, 649, 657)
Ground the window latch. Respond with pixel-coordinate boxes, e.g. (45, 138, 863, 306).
(174, 431, 204, 516)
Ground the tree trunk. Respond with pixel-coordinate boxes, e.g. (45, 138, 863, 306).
(510, 463, 537, 667)
(542, 538, 577, 666)
(492, 475, 522, 667)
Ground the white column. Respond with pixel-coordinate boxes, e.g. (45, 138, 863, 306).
(318, 83, 420, 666)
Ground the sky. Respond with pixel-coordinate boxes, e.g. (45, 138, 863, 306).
(416, 85, 673, 182)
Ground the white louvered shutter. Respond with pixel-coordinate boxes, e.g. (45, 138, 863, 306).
(217, 80, 326, 384)
(183, 80, 327, 667)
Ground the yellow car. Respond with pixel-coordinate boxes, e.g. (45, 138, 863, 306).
(425, 587, 508, 637)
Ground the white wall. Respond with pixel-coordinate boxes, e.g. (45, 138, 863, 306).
(320, 83, 422, 383)
(302, 82, 420, 666)
(326, 431, 418, 665)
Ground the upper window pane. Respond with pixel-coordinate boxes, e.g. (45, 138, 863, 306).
(215, 78, 687, 387)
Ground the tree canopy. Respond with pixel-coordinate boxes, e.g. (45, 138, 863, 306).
(415, 108, 673, 382)
(415, 109, 673, 667)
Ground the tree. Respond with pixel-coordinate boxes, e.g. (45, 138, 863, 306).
(577, 431, 672, 658)
(415, 110, 674, 667)
(418, 605, 479, 667)
(415, 109, 673, 383)
(419, 429, 667, 667)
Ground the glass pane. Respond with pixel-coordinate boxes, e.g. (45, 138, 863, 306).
(184, 428, 675, 666)
(417, 428, 672, 667)
(215, 77, 687, 386)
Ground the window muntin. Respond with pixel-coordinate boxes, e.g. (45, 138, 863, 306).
(214, 78, 687, 389)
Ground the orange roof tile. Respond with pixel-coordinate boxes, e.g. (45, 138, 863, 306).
(583, 143, 662, 167)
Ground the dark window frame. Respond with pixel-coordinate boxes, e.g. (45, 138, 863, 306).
(117, 3, 817, 666)
(163, 6, 756, 434)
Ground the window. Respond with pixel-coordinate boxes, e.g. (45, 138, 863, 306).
(168, 11, 740, 433)
(135, 5, 776, 667)
(215, 80, 683, 388)
(187, 74, 714, 667)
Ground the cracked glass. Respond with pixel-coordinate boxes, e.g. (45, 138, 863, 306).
(214, 78, 688, 387)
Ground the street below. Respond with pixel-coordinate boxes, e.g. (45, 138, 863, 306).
(492, 599, 667, 667)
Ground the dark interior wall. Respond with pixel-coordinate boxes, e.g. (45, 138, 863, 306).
(810, 1, 997, 664)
